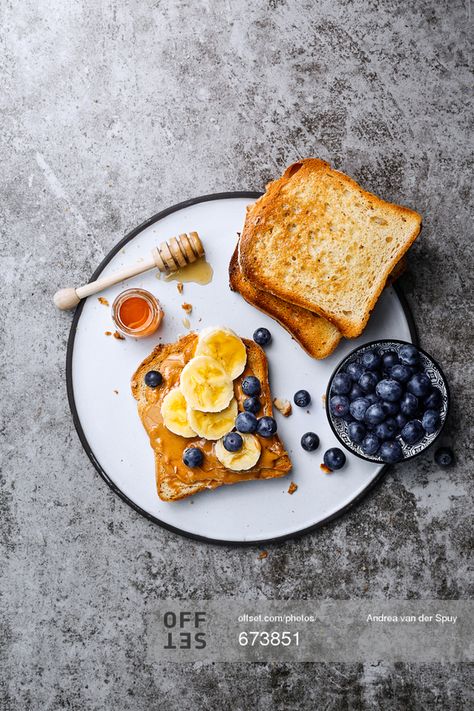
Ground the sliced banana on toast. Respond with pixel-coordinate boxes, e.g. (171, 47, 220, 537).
(161, 388, 196, 438)
(195, 326, 247, 379)
(180, 355, 234, 412)
(187, 399, 238, 440)
(215, 433, 261, 471)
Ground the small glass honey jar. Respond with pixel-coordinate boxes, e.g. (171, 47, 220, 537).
(112, 288, 163, 338)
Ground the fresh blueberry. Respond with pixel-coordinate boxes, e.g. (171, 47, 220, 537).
(376, 379, 403, 402)
(350, 397, 370, 422)
(243, 397, 261, 414)
(422, 409, 441, 434)
(323, 447, 346, 471)
(330, 395, 350, 418)
(331, 372, 352, 395)
(399, 344, 420, 367)
(349, 383, 365, 400)
(389, 364, 412, 383)
(400, 392, 419, 417)
(395, 413, 407, 430)
(346, 361, 364, 382)
(424, 387, 443, 410)
(301, 432, 320, 451)
(294, 390, 311, 407)
(358, 371, 378, 393)
(381, 400, 399, 417)
(144, 370, 162, 387)
(379, 440, 403, 463)
(342, 412, 354, 423)
(407, 372, 432, 398)
(257, 416, 277, 438)
(382, 351, 399, 370)
(242, 376, 261, 396)
(182, 447, 203, 468)
(253, 327, 272, 346)
(223, 432, 243, 452)
(365, 393, 379, 405)
(364, 403, 385, 425)
(361, 350, 381, 371)
(434, 446, 454, 467)
(348, 421, 366, 444)
(361, 433, 380, 456)
(374, 418, 398, 440)
(236, 411, 258, 433)
(400, 420, 425, 445)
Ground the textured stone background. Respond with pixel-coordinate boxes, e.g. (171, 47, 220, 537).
(1, 0, 473, 708)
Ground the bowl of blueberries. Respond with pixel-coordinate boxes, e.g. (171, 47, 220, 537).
(325, 340, 449, 465)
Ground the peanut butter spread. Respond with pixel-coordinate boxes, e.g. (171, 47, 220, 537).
(140, 336, 290, 490)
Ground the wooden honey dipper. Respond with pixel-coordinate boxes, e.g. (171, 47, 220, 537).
(53, 232, 205, 310)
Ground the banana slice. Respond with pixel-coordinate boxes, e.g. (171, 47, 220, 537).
(195, 326, 247, 379)
(187, 399, 238, 440)
(215, 433, 261, 471)
(180, 355, 234, 413)
(161, 388, 196, 438)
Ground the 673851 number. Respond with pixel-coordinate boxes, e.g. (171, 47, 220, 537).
(238, 631, 299, 647)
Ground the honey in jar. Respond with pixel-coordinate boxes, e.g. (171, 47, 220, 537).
(112, 288, 163, 338)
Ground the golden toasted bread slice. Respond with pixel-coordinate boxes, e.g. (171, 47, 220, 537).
(229, 245, 341, 359)
(131, 333, 291, 501)
(239, 158, 421, 338)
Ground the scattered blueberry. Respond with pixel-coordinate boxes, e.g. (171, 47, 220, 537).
(348, 421, 366, 444)
(330, 395, 350, 418)
(350, 397, 370, 422)
(183, 447, 203, 468)
(399, 344, 420, 367)
(407, 372, 432, 398)
(422, 409, 441, 434)
(382, 351, 399, 369)
(376, 378, 403, 402)
(144, 370, 162, 387)
(400, 420, 425, 445)
(364, 403, 385, 425)
(350, 383, 365, 400)
(379, 440, 403, 463)
(358, 371, 378, 393)
(242, 376, 261, 396)
(395, 413, 408, 430)
(223, 432, 243, 452)
(243, 397, 261, 414)
(424, 387, 443, 410)
(400, 392, 419, 417)
(332, 372, 352, 395)
(381, 400, 399, 417)
(361, 350, 381, 371)
(301, 432, 320, 451)
(253, 327, 272, 346)
(361, 433, 380, 455)
(236, 411, 258, 433)
(346, 361, 364, 381)
(257, 416, 277, 438)
(294, 390, 311, 407)
(374, 418, 398, 441)
(434, 446, 454, 467)
(323, 447, 346, 471)
(389, 364, 412, 383)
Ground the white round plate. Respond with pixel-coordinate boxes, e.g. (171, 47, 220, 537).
(67, 193, 416, 544)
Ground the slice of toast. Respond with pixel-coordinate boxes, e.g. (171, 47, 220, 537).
(229, 244, 342, 359)
(239, 159, 421, 338)
(131, 333, 292, 501)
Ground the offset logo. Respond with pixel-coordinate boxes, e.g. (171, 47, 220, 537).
(162, 611, 207, 651)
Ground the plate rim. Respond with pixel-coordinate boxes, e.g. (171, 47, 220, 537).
(66, 191, 419, 546)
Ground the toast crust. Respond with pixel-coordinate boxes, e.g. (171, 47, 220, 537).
(131, 334, 292, 501)
(239, 158, 421, 338)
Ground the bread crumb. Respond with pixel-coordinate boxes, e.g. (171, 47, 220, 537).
(98, 297, 109, 306)
(177, 282, 184, 294)
(182, 317, 190, 329)
(320, 463, 332, 474)
(104, 331, 112, 336)
(258, 551, 268, 560)
(182, 303, 192, 314)
(113, 331, 125, 340)
(321, 394, 326, 407)
(273, 397, 292, 417)
(113, 389, 119, 395)
(288, 482, 298, 495)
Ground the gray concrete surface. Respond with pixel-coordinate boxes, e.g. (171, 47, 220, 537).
(1, 0, 473, 708)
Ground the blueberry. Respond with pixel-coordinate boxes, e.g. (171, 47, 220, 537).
(400, 392, 419, 417)
(346, 361, 364, 382)
(361, 350, 381, 371)
(381, 400, 399, 417)
(349, 383, 364, 400)
(422, 409, 441, 434)
(223, 432, 243, 452)
(379, 440, 403, 463)
(374, 418, 398, 440)
(182, 447, 203, 468)
(399, 344, 420, 367)
(243, 397, 261, 414)
(236, 411, 258, 433)
(301, 432, 320, 451)
(331, 372, 352, 395)
(257, 416, 277, 438)
(395, 413, 407, 430)
(323, 447, 346, 471)
(424, 387, 443, 410)
(364, 403, 385, 425)
(358, 371, 378, 393)
(407, 372, 432, 398)
(348, 421, 366, 444)
(376, 379, 403, 402)
(294, 390, 311, 407)
(342, 412, 354, 423)
(389, 364, 412, 383)
(330, 395, 350, 418)
(242, 376, 261, 396)
(365, 393, 379, 405)
(434, 446, 454, 467)
(253, 327, 272, 346)
(361, 433, 380, 455)
(400, 420, 425, 445)
(144, 370, 163, 387)
(382, 351, 399, 369)
(349, 397, 370, 422)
